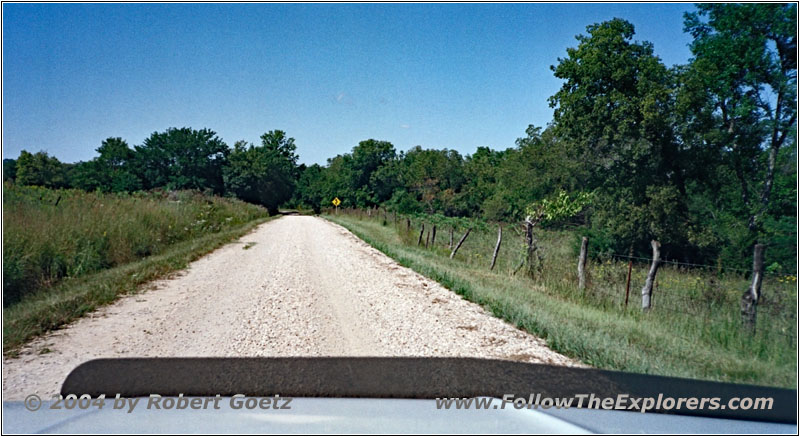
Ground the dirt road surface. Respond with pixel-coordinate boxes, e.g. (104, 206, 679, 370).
(3, 216, 578, 400)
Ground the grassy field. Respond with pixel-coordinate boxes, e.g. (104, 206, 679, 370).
(326, 211, 797, 388)
(3, 184, 273, 353)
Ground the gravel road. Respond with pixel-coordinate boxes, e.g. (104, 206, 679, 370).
(3, 216, 579, 400)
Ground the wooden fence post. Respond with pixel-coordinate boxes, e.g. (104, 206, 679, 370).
(741, 244, 765, 330)
(450, 228, 472, 259)
(641, 240, 661, 311)
(449, 228, 454, 249)
(524, 218, 540, 278)
(490, 225, 503, 271)
(513, 218, 538, 276)
(578, 236, 588, 289)
(417, 223, 425, 246)
(624, 246, 633, 308)
(431, 225, 437, 246)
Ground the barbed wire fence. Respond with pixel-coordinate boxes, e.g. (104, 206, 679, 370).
(329, 207, 797, 344)
(580, 252, 796, 338)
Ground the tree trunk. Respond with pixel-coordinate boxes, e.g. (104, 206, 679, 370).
(450, 228, 472, 259)
(431, 225, 437, 246)
(741, 244, 765, 331)
(752, 91, 795, 230)
(578, 236, 588, 289)
(490, 225, 502, 271)
(417, 223, 425, 246)
(641, 240, 661, 311)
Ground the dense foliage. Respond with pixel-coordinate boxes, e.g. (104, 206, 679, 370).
(224, 131, 299, 215)
(5, 4, 795, 271)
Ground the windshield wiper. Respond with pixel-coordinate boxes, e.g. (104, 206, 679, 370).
(62, 357, 796, 424)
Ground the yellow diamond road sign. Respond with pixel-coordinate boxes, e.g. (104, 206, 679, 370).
(332, 197, 341, 206)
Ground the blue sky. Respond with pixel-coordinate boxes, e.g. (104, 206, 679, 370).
(3, 3, 696, 165)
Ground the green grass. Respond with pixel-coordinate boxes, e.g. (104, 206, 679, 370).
(326, 212, 797, 388)
(3, 184, 269, 305)
(3, 184, 274, 353)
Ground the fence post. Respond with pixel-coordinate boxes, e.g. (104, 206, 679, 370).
(524, 218, 541, 278)
(741, 244, 765, 331)
(641, 240, 661, 311)
(624, 246, 633, 308)
(417, 223, 425, 246)
(449, 228, 454, 249)
(450, 228, 472, 259)
(431, 225, 437, 246)
(490, 225, 503, 271)
(578, 236, 588, 289)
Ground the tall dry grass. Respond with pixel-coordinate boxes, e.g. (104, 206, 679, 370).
(3, 183, 268, 306)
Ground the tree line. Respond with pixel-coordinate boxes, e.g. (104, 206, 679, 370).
(4, 4, 796, 272)
(4, 128, 298, 215)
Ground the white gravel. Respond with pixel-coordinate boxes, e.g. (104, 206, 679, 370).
(2, 216, 579, 400)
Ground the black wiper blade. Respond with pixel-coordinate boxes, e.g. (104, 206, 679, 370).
(62, 357, 796, 424)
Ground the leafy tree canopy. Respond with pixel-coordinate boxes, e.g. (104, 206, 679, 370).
(135, 127, 229, 194)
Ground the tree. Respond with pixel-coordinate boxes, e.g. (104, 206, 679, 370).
(549, 19, 688, 255)
(223, 130, 299, 214)
(481, 125, 584, 222)
(3, 159, 17, 182)
(134, 127, 229, 194)
(397, 146, 465, 215)
(682, 3, 797, 236)
(460, 146, 503, 219)
(304, 139, 399, 209)
(71, 138, 142, 192)
(370, 158, 403, 207)
(319, 154, 357, 207)
(350, 139, 397, 205)
(68, 161, 101, 191)
(96, 137, 141, 192)
(15, 150, 69, 188)
(295, 164, 326, 213)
